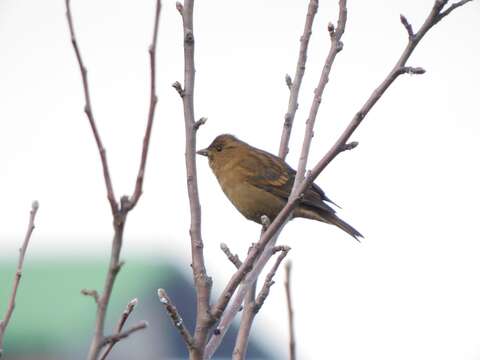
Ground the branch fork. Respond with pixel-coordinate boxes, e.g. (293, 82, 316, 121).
(0, 201, 39, 358)
(65, 0, 162, 358)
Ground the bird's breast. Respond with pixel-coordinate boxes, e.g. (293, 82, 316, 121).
(213, 163, 286, 224)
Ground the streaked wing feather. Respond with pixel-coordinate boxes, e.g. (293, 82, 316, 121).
(242, 148, 335, 214)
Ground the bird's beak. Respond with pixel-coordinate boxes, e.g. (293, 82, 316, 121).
(196, 148, 209, 157)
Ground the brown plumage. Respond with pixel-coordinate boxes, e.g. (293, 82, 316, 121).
(197, 134, 362, 241)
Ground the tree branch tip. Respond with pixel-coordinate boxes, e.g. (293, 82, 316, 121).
(340, 141, 359, 152)
(285, 74, 293, 89)
(175, 1, 183, 14)
(81, 289, 99, 303)
(437, 0, 473, 22)
(172, 81, 184, 96)
(102, 321, 148, 346)
(157, 289, 169, 304)
(194, 117, 207, 130)
(221, 243, 242, 269)
(400, 14, 414, 39)
(273, 245, 291, 253)
(402, 66, 426, 75)
(285, 260, 292, 270)
(260, 215, 271, 228)
(327, 22, 335, 35)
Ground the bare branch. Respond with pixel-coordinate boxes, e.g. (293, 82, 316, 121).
(99, 298, 139, 360)
(339, 141, 359, 153)
(194, 117, 208, 130)
(205, 203, 298, 358)
(220, 243, 242, 269)
(232, 282, 256, 360)
(260, 215, 271, 230)
(437, 0, 473, 22)
(205, 1, 473, 358)
(126, 0, 162, 211)
(177, 1, 213, 357)
(398, 66, 426, 75)
(400, 14, 414, 40)
(100, 321, 148, 347)
(279, 0, 319, 159)
(284, 262, 296, 360)
(306, 0, 472, 180)
(255, 247, 290, 311)
(172, 81, 184, 97)
(176, 1, 184, 15)
(158, 289, 195, 350)
(210, 197, 299, 322)
(65, 0, 118, 215)
(208, 3, 346, 356)
(292, 0, 347, 192)
(231, 222, 273, 359)
(66, 1, 161, 359)
(0, 201, 39, 356)
(285, 74, 293, 90)
(231, 246, 289, 360)
(81, 289, 99, 304)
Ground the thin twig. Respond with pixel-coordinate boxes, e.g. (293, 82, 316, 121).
(65, 1, 162, 359)
(284, 261, 296, 360)
(100, 321, 148, 347)
(232, 247, 290, 360)
(81, 289, 99, 304)
(158, 289, 195, 350)
(400, 14, 414, 40)
(125, 0, 162, 211)
(278, 0, 319, 159)
(65, 0, 118, 215)
(205, 223, 289, 358)
(204, 1, 472, 358)
(292, 0, 347, 193)
(232, 225, 271, 360)
(436, 0, 473, 22)
(339, 141, 359, 153)
(232, 282, 256, 360)
(99, 298, 139, 360)
(306, 0, 471, 180)
(206, 2, 347, 358)
(0, 201, 39, 358)
(175, 0, 213, 358)
(220, 243, 242, 269)
(255, 247, 290, 311)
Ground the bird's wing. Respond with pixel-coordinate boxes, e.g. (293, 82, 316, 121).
(241, 149, 336, 213)
(239, 148, 291, 189)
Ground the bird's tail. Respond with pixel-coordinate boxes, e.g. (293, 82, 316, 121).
(295, 207, 363, 241)
(322, 212, 363, 242)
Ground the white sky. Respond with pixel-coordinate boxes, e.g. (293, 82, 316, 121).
(1, 0, 480, 359)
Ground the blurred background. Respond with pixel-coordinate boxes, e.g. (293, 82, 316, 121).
(0, 259, 273, 359)
(1, 0, 479, 359)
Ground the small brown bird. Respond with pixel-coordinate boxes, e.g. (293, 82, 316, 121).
(197, 134, 362, 241)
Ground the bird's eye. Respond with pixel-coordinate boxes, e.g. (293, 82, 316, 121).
(215, 145, 223, 152)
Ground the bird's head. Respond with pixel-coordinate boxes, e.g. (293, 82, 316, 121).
(197, 134, 243, 170)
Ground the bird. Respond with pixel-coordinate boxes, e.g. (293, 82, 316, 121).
(197, 134, 362, 241)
